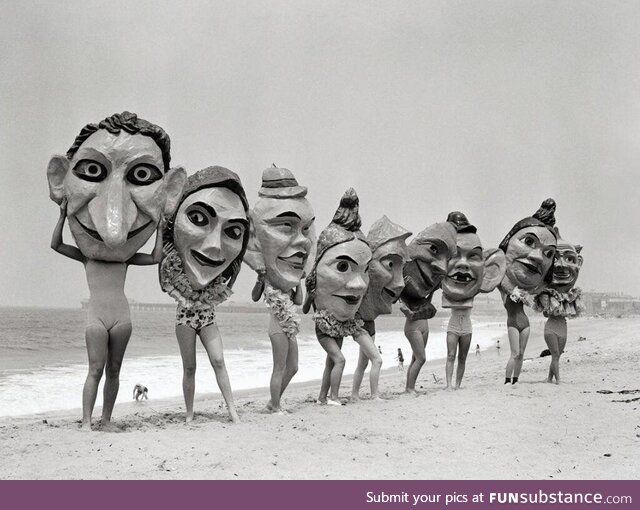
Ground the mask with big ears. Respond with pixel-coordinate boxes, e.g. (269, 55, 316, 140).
(441, 212, 506, 308)
(47, 112, 186, 262)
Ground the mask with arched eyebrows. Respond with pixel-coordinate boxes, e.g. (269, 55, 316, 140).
(549, 232, 583, 294)
(248, 167, 316, 292)
(47, 112, 186, 261)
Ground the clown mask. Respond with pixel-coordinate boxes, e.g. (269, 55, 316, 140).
(47, 124, 185, 261)
(173, 187, 248, 290)
(503, 226, 557, 292)
(550, 238, 583, 293)
(314, 237, 371, 322)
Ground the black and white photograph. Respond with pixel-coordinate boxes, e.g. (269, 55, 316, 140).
(0, 0, 638, 481)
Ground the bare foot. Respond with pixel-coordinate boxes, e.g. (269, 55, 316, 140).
(350, 394, 361, 402)
(185, 414, 194, 423)
(404, 388, 418, 396)
(316, 398, 326, 405)
(80, 421, 92, 432)
(100, 421, 120, 433)
(370, 395, 385, 402)
(445, 386, 454, 392)
(326, 398, 344, 406)
(229, 410, 241, 424)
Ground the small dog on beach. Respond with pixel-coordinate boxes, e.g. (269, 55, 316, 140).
(133, 384, 148, 401)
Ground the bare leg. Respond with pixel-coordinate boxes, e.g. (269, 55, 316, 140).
(101, 322, 132, 429)
(318, 356, 333, 403)
(175, 325, 197, 422)
(351, 347, 369, 400)
(513, 328, 530, 379)
(279, 336, 299, 399)
(455, 333, 472, 389)
(445, 332, 458, 390)
(318, 335, 345, 402)
(505, 326, 527, 380)
(352, 331, 382, 399)
(556, 333, 567, 383)
(82, 325, 108, 430)
(200, 325, 240, 423)
(267, 317, 290, 413)
(405, 319, 428, 393)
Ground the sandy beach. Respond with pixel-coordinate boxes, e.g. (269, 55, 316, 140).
(1, 316, 638, 480)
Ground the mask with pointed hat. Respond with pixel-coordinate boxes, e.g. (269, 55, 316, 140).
(358, 216, 412, 320)
(304, 188, 372, 322)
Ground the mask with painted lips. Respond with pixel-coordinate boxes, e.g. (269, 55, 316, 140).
(251, 196, 315, 292)
(504, 226, 556, 291)
(314, 237, 371, 322)
(47, 127, 186, 262)
(173, 187, 248, 290)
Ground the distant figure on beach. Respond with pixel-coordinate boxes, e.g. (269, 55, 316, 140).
(159, 167, 249, 423)
(303, 189, 371, 406)
(496, 339, 501, 353)
(351, 216, 411, 401)
(534, 228, 584, 384)
(399, 223, 457, 395)
(48, 112, 185, 431)
(395, 348, 405, 371)
(441, 212, 505, 391)
(378, 346, 382, 355)
(133, 384, 148, 401)
(243, 166, 315, 414)
(497, 199, 557, 385)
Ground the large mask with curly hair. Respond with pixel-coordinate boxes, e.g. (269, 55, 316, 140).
(160, 166, 249, 300)
(46, 111, 186, 262)
(498, 199, 558, 295)
(304, 189, 372, 322)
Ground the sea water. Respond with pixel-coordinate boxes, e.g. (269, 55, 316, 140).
(0, 307, 506, 417)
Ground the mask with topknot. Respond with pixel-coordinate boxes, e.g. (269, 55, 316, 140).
(303, 188, 372, 321)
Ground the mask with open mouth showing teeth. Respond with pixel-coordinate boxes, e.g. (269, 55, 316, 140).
(441, 212, 506, 308)
(499, 199, 558, 296)
(304, 189, 371, 323)
(399, 222, 457, 317)
(246, 166, 316, 295)
(549, 230, 583, 294)
(357, 216, 412, 321)
(161, 166, 249, 295)
(47, 112, 186, 261)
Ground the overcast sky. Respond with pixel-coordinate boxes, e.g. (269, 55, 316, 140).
(1, 0, 638, 308)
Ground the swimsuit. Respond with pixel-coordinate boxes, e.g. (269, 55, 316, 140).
(176, 303, 216, 332)
(361, 319, 376, 337)
(447, 308, 472, 335)
(504, 297, 529, 332)
(544, 315, 567, 338)
(85, 260, 131, 331)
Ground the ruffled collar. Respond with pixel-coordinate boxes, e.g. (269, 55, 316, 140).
(263, 283, 300, 341)
(313, 309, 363, 338)
(534, 287, 584, 318)
(159, 243, 232, 308)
